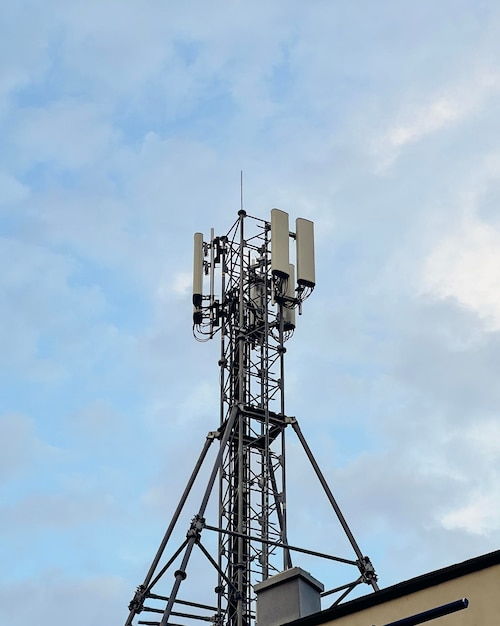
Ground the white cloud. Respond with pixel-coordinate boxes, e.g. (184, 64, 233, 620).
(0, 413, 59, 483)
(422, 215, 500, 330)
(0, 4, 51, 109)
(372, 70, 500, 171)
(441, 493, 500, 535)
(33, 190, 133, 268)
(13, 100, 118, 170)
(0, 237, 107, 378)
(170, 271, 192, 297)
(0, 171, 30, 205)
(388, 96, 461, 147)
(68, 400, 124, 440)
(440, 419, 500, 535)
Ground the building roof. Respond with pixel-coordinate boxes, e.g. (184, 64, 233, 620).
(285, 549, 500, 626)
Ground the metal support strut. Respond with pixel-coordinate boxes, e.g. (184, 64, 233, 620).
(289, 417, 379, 593)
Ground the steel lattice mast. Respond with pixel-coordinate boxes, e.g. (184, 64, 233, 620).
(124, 209, 378, 626)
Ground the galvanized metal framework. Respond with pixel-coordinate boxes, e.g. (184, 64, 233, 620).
(124, 210, 378, 626)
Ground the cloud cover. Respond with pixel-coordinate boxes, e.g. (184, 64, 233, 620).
(2, 1, 500, 622)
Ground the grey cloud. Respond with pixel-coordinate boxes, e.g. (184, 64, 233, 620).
(390, 298, 500, 419)
(1, 492, 120, 531)
(276, 283, 500, 584)
(12, 100, 119, 170)
(0, 573, 129, 626)
(0, 238, 111, 379)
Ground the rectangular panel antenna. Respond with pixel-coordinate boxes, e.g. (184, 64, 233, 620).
(271, 209, 290, 279)
(296, 218, 315, 287)
(193, 232, 204, 307)
(284, 263, 296, 330)
(249, 277, 264, 328)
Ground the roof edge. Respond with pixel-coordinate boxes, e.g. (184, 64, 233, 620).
(285, 549, 500, 626)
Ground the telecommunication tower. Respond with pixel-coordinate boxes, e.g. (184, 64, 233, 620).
(124, 209, 378, 626)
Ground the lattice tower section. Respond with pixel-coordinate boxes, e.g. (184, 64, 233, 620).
(213, 214, 294, 626)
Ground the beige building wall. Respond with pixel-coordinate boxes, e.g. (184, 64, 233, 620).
(320, 564, 500, 626)
(283, 552, 500, 626)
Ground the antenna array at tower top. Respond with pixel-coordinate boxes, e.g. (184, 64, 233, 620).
(192, 209, 315, 343)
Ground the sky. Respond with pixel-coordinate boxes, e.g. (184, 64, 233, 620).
(2, 1, 500, 623)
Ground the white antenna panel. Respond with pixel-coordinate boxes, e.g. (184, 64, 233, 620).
(271, 208, 290, 278)
(193, 232, 204, 306)
(284, 263, 296, 329)
(249, 280, 264, 327)
(296, 218, 315, 287)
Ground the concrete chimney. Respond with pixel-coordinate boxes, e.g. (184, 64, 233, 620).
(254, 567, 324, 626)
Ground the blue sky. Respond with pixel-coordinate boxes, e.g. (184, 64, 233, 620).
(2, 1, 500, 623)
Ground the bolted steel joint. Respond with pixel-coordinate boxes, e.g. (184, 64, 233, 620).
(128, 584, 146, 613)
(187, 514, 205, 540)
(211, 612, 223, 626)
(358, 556, 377, 584)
